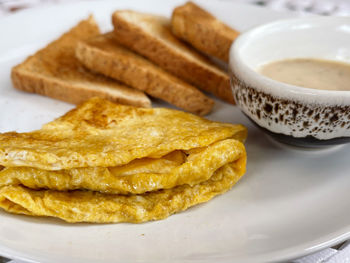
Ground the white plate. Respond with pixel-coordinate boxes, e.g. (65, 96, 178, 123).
(0, 1, 349, 262)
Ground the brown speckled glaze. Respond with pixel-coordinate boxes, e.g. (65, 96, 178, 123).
(230, 73, 350, 147)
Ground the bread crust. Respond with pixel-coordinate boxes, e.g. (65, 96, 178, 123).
(11, 16, 151, 108)
(171, 2, 239, 63)
(11, 68, 150, 108)
(112, 10, 235, 104)
(76, 33, 214, 115)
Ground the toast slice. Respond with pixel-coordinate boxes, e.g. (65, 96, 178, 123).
(76, 33, 214, 115)
(11, 16, 151, 108)
(112, 10, 234, 104)
(171, 2, 239, 63)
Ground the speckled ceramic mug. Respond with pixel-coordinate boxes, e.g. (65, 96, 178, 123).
(229, 17, 350, 147)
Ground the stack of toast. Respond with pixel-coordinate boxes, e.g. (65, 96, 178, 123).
(12, 2, 240, 116)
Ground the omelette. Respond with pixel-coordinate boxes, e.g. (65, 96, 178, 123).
(0, 98, 247, 223)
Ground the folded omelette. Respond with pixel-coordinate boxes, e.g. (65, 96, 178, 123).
(0, 98, 247, 223)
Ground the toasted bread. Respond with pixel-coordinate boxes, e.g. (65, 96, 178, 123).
(76, 33, 214, 115)
(112, 10, 234, 104)
(171, 2, 239, 63)
(11, 16, 151, 108)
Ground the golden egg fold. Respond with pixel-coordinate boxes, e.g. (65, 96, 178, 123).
(0, 98, 246, 170)
(0, 98, 247, 223)
(0, 139, 245, 194)
(0, 155, 245, 223)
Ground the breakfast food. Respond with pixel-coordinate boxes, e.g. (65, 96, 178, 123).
(2, 4, 249, 223)
(0, 140, 243, 194)
(76, 33, 214, 115)
(171, 2, 239, 62)
(0, 98, 247, 223)
(112, 10, 235, 104)
(11, 16, 150, 108)
(0, 168, 242, 223)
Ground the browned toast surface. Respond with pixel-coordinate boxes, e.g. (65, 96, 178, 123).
(11, 16, 150, 108)
(112, 10, 234, 104)
(76, 33, 214, 115)
(171, 2, 239, 62)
